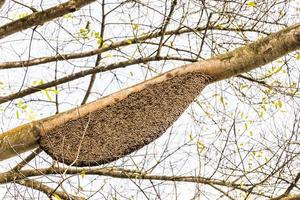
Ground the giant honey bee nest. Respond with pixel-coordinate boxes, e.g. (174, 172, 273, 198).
(40, 72, 211, 166)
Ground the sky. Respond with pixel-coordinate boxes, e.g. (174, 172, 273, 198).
(0, 0, 300, 199)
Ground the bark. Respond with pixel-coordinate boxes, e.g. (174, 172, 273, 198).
(0, 23, 299, 163)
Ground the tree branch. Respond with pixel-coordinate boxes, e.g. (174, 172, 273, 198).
(0, 26, 269, 69)
(0, 0, 96, 39)
(0, 56, 196, 104)
(16, 178, 85, 200)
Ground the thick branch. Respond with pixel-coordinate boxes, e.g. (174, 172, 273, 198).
(0, 23, 298, 163)
(0, 0, 96, 39)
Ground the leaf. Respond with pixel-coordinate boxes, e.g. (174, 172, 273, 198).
(21, 105, 28, 110)
(63, 13, 73, 19)
(97, 38, 103, 45)
(44, 89, 52, 101)
(81, 170, 85, 178)
(220, 96, 226, 106)
(189, 133, 194, 141)
(296, 54, 300, 60)
(257, 150, 263, 157)
(217, 24, 224, 29)
(132, 23, 139, 30)
(273, 66, 283, 74)
(249, 131, 253, 136)
(53, 194, 62, 200)
(49, 88, 60, 94)
(17, 99, 23, 107)
(26, 110, 37, 121)
(197, 141, 205, 153)
(244, 123, 248, 130)
(16, 110, 20, 119)
(94, 32, 100, 38)
(277, 100, 283, 108)
(18, 12, 28, 19)
(247, 1, 256, 7)
(78, 28, 90, 39)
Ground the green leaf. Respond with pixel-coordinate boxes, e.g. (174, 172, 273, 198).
(26, 109, 37, 121)
(273, 66, 283, 74)
(189, 133, 194, 141)
(18, 12, 28, 19)
(49, 88, 60, 95)
(197, 141, 205, 153)
(97, 38, 103, 45)
(53, 194, 62, 200)
(16, 110, 20, 119)
(21, 105, 27, 110)
(17, 99, 23, 107)
(94, 32, 100, 38)
(44, 89, 52, 101)
(277, 100, 283, 108)
(78, 28, 90, 39)
(132, 23, 139, 30)
(247, 1, 256, 7)
(63, 13, 74, 19)
(81, 170, 86, 178)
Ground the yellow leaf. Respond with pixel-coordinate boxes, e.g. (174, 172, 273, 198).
(296, 54, 300, 60)
(247, 1, 256, 7)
